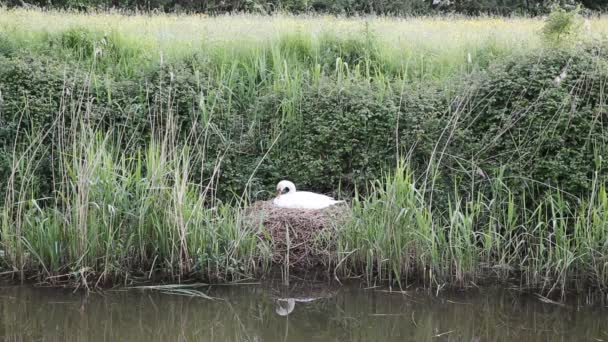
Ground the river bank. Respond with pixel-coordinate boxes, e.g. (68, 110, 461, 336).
(1, 9, 608, 295)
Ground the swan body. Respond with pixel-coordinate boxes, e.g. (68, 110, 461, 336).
(275, 297, 320, 316)
(275, 298, 295, 316)
(272, 180, 344, 209)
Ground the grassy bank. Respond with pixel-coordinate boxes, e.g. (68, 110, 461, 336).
(338, 162, 608, 295)
(5, 9, 607, 79)
(1, 9, 608, 295)
(3, 119, 607, 296)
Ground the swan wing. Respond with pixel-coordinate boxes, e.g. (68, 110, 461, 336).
(273, 191, 343, 209)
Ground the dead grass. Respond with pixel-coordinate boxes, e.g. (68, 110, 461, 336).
(245, 201, 349, 269)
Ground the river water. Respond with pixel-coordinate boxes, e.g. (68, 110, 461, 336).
(1, 280, 607, 341)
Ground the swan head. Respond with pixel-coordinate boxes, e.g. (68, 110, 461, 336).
(276, 180, 296, 197)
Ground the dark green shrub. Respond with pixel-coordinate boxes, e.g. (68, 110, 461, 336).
(0, 55, 94, 201)
(271, 81, 399, 193)
(457, 46, 608, 196)
(4, 0, 606, 14)
(1, 44, 607, 206)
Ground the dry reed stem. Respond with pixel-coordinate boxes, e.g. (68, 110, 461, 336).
(245, 201, 349, 270)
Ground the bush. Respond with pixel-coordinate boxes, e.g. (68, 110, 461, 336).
(1, 44, 607, 206)
(271, 81, 399, 193)
(6, 0, 605, 14)
(541, 5, 584, 45)
(456, 46, 608, 195)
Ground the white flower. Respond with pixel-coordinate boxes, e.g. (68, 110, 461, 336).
(554, 68, 568, 85)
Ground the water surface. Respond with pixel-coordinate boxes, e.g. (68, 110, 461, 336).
(1, 281, 607, 341)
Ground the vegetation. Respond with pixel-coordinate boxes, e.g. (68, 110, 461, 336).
(2, 0, 608, 15)
(0, 9, 607, 296)
(336, 162, 608, 296)
(542, 5, 584, 44)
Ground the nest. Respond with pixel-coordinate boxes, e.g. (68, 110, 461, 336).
(245, 201, 349, 269)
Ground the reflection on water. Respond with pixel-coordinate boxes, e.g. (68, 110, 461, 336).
(1, 280, 607, 342)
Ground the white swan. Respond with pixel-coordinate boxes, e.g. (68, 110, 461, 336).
(272, 180, 344, 209)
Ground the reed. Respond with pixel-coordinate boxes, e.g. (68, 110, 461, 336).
(0, 83, 272, 286)
(0, 9, 607, 295)
(335, 160, 608, 295)
(1, 93, 607, 294)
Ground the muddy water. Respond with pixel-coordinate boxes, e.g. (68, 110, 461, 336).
(0, 281, 607, 342)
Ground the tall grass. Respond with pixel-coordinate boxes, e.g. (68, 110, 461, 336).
(334, 161, 608, 296)
(3, 133, 607, 293)
(0, 9, 569, 81)
(1, 9, 608, 294)
(0, 78, 271, 286)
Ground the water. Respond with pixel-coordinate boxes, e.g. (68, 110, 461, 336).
(1, 281, 607, 341)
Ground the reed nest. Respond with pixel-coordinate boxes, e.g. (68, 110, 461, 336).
(245, 201, 350, 269)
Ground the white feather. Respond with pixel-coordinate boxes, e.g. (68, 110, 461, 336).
(272, 180, 344, 209)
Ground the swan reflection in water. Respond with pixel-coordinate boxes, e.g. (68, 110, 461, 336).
(274, 297, 320, 316)
(270, 279, 340, 317)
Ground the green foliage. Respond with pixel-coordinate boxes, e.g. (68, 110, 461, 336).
(4, 0, 606, 14)
(457, 46, 608, 195)
(1, 126, 269, 282)
(1, 42, 607, 204)
(338, 162, 608, 292)
(1, 26, 608, 290)
(271, 81, 399, 193)
(580, 0, 608, 10)
(541, 5, 584, 44)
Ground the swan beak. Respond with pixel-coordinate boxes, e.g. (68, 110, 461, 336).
(276, 190, 281, 198)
